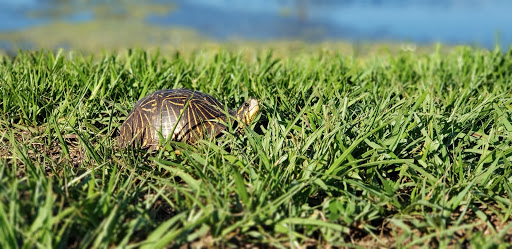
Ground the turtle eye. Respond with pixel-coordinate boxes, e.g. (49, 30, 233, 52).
(244, 102, 250, 107)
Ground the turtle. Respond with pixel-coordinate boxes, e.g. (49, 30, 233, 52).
(118, 89, 260, 147)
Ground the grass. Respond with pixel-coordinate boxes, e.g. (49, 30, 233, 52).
(0, 46, 512, 248)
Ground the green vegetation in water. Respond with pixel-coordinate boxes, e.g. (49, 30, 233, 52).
(27, 1, 174, 20)
(0, 11, 446, 58)
(0, 46, 512, 248)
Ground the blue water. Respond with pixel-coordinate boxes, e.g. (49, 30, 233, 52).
(0, 0, 93, 31)
(1, 0, 511, 49)
(0, 0, 48, 31)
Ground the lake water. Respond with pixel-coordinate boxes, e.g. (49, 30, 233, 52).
(1, 0, 511, 49)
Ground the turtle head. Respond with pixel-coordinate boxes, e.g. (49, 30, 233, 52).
(236, 98, 260, 127)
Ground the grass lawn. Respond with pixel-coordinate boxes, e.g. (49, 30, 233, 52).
(1, 46, 511, 248)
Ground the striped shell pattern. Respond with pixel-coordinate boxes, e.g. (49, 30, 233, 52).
(119, 89, 236, 147)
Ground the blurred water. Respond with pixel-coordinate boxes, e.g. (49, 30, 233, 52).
(0, 0, 93, 31)
(1, 0, 511, 49)
(1, 0, 48, 31)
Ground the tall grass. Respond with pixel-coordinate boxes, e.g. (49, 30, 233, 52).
(1, 46, 511, 248)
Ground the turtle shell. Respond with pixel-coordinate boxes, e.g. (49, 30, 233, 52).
(119, 89, 236, 147)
